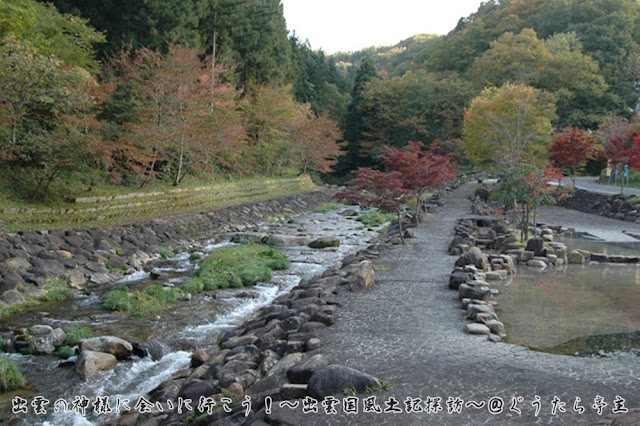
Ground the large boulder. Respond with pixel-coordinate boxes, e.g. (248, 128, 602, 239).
(525, 238, 545, 257)
(350, 260, 374, 291)
(307, 365, 381, 399)
(0, 289, 26, 305)
(75, 350, 118, 380)
(309, 238, 340, 249)
(455, 247, 489, 271)
(458, 281, 491, 301)
(80, 336, 133, 359)
(287, 354, 331, 384)
(266, 234, 310, 247)
(568, 250, 586, 264)
(229, 232, 268, 244)
(449, 271, 473, 290)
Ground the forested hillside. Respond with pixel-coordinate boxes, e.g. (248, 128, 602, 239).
(1, 0, 640, 205)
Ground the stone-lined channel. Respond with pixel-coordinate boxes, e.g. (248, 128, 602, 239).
(0, 206, 385, 425)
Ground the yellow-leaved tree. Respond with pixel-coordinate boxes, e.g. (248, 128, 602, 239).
(463, 83, 556, 171)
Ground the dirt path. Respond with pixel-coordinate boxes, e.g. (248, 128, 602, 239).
(292, 183, 640, 425)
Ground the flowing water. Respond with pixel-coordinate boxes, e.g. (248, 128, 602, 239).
(493, 235, 640, 357)
(0, 207, 382, 425)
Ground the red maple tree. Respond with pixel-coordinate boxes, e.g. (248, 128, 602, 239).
(382, 141, 457, 221)
(601, 120, 640, 193)
(334, 168, 410, 242)
(549, 126, 597, 187)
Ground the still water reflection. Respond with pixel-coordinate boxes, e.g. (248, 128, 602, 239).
(494, 236, 640, 355)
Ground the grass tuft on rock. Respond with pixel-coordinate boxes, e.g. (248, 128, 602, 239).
(314, 202, 340, 213)
(192, 244, 289, 291)
(64, 326, 94, 346)
(356, 212, 397, 227)
(102, 287, 135, 312)
(0, 355, 26, 392)
(44, 278, 74, 303)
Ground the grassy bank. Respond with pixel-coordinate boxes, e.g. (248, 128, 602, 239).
(0, 175, 318, 232)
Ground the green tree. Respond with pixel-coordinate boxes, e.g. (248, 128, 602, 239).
(463, 83, 556, 171)
(469, 28, 547, 88)
(1, 0, 105, 71)
(339, 56, 380, 172)
(491, 162, 556, 241)
(0, 37, 102, 199)
(244, 84, 299, 175)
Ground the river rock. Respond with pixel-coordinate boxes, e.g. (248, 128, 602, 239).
(350, 260, 374, 291)
(527, 259, 547, 268)
(66, 269, 87, 291)
(568, 250, 586, 264)
(266, 234, 310, 247)
(3, 257, 32, 271)
(485, 320, 507, 338)
(0, 289, 26, 305)
(449, 271, 473, 290)
(75, 350, 118, 380)
(309, 238, 340, 249)
(191, 349, 209, 368)
(88, 272, 113, 285)
(464, 323, 491, 335)
(222, 335, 258, 350)
(80, 336, 133, 359)
(229, 232, 268, 244)
(485, 270, 507, 281)
(287, 354, 331, 384)
(590, 253, 609, 263)
(525, 238, 545, 257)
(29, 325, 53, 336)
(458, 281, 491, 301)
(455, 247, 489, 271)
(307, 365, 381, 399)
(339, 209, 358, 217)
(266, 352, 304, 377)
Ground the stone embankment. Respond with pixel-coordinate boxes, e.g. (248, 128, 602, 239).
(0, 191, 333, 307)
(557, 188, 640, 222)
(104, 219, 411, 426)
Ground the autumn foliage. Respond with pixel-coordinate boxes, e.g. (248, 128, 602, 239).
(334, 141, 457, 241)
(381, 141, 457, 221)
(549, 126, 597, 186)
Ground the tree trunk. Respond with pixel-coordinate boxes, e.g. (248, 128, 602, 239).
(397, 212, 405, 245)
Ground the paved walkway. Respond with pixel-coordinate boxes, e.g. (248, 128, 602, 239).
(537, 204, 640, 242)
(570, 177, 640, 196)
(298, 183, 639, 425)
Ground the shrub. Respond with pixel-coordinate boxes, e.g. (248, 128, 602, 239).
(314, 202, 340, 213)
(64, 326, 94, 346)
(189, 253, 201, 261)
(0, 355, 26, 392)
(144, 285, 179, 303)
(102, 287, 134, 311)
(356, 212, 397, 227)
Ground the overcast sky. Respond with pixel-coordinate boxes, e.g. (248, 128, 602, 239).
(280, 0, 486, 53)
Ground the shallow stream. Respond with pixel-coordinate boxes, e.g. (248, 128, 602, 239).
(0, 207, 381, 425)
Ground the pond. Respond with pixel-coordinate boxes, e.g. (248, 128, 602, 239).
(493, 236, 640, 357)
